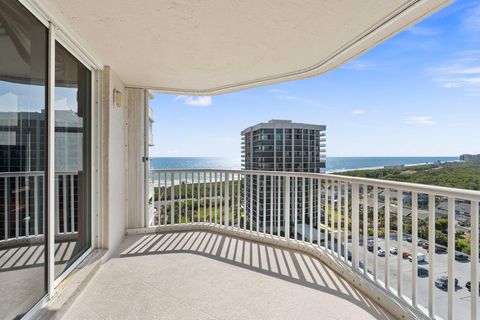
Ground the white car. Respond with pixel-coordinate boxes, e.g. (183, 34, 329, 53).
(389, 247, 398, 255)
(378, 249, 386, 257)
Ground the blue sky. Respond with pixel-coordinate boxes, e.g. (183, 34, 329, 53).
(150, 0, 480, 159)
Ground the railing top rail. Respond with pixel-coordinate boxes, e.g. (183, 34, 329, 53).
(0, 171, 79, 177)
(150, 168, 480, 201)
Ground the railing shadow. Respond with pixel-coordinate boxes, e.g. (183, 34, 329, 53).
(0, 240, 76, 273)
(119, 230, 394, 320)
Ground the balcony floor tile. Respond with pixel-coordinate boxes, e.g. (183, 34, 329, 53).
(63, 231, 395, 320)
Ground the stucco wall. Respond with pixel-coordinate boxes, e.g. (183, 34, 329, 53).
(102, 66, 127, 259)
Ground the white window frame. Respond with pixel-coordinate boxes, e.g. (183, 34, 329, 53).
(14, 0, 104, 313)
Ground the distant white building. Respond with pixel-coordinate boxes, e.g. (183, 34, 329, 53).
(460, 154, 480, 162)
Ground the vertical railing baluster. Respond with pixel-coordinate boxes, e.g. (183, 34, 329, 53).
(337, 181, 341, 256)
(344, 182, 349, 263)
(270, 175, 273, 236)
(250, 174, 253, 233)
(471, 201, 479, 320)
(62, 175, 67, 233)
(185, 172, 188, 224)
(411, 192, 418, 307)
(277, 175, 281, 237)
(197, 171, 201, 223)
(178, 172, 182, 224)
(214, 172, 218, 224)
(243, 173, 247, 230)
(209, 172, 213, 224)
(325, 181, 329, 251)
(225, 172, 230, 227)
(397, 190, 403, 297)
(309, 178, 313, 244)
(25, 177, 29, 236)
(302, 177, 305, 242)
(15, 176, 19, 237)
(363, 184, 368, 275)
(373, 186, 378, 281)
(191, 171, 194, 223)
(171, 172, 175, 225)
(164, 172, 168, 225)
(263, 174, 266, 234)
(34, 176, 39, 236)
(4, 178, 8, 240)
(428, 194, 435, 318)
(231, 172, 235, 227)
(294, 176, 298, 241)
(317, 178, 321, 248)
(352, 183, 360, 270)
(285, 176, 290, 241)
(447, 197, 455, 320)
(385, 188, 391, 289)
(331, 181, 335, 252)
(204, 172, 207, 223)
(256, 174, 260, 233)
(70, 175, 75, 232)
(218, 172, 222, 225)
(237, 173, 241, 228)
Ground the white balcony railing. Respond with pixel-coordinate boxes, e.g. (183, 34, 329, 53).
(0, 171, 78, 243)
(148, 169, 480, 320)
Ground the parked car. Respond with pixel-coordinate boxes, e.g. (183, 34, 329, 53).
(422, 242, 429, 250)
(390, 247, 398, 255)
(378, 249, 385, 257)
(466, 281, 480, 292)
(455, 252, 469, 262)
(418, 267, 429, 277)
(435, 275, 458, 290)
(417, 239, 425, 246)
(435, 245, 447, 254)
(405, 236, 413, 243)
(367, 244, 381, 253)
(409, 253, 426, 263)
(402, 251, 410, 259)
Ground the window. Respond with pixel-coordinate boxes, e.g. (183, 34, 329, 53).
(0, 1, 48, 318)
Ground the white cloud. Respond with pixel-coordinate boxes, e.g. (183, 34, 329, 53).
(174, 95, 212, 107)
(463, 3, 480, 30)
(352, 109, 367, 115)
(430, 51, 480, 95)
(405, 116, 436, 126)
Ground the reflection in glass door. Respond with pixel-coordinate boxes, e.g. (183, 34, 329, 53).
(0, 1, 48, 318)
(54, 43, 91, 278)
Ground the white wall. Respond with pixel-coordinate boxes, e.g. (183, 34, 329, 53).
(102, 66, 127, 259)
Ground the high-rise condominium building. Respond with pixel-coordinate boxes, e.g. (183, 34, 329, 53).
(241, 120, 326, 236)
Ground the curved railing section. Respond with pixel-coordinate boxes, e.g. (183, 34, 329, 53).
(147, 169, 480, 320)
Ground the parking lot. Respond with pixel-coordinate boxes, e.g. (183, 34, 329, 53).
(349, 237, 479, 320)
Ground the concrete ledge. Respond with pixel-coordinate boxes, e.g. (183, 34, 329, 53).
(127, 223, 430, 320)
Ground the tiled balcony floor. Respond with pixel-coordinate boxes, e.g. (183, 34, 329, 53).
(64, 231, 395, 320)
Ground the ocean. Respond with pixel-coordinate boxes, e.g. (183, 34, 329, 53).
(150, 156, 459, 173)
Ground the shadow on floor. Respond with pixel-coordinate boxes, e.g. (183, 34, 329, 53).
(119, 230, 394, 320)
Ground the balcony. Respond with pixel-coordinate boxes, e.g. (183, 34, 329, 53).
(42, 169, 478, 320)
(63, 230, 394, 320)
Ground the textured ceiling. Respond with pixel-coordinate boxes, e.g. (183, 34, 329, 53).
(42, 0, 450, 95)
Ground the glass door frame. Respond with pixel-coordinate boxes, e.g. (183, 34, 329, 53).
(17, 0, 104, 316)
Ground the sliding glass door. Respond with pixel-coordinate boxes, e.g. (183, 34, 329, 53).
(54, 42, 91, 278)
(0, 1, 48, 318)
(0, 1, 93, 317)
